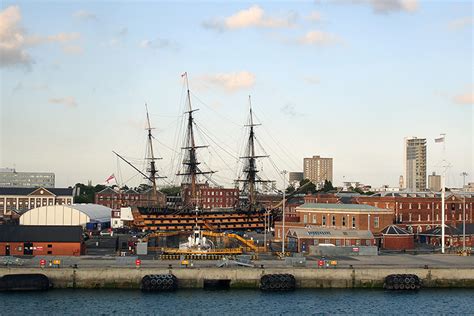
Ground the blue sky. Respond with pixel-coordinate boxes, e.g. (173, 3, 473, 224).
(0, 0, 472, 189)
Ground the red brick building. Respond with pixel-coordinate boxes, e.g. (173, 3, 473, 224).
(95, 187, 166, 209)
(0, 225, 84, 256)
(181, 183, 239, 209)
(380, 225, 415, 250)
(353, 192, 474, 233)
(275, 203, 394, 240)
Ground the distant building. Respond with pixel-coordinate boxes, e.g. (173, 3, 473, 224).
(404, 137, 427, 191)
(0, 168, 55, 188)
(428, 172, 441, 192)
(289, 172, 304, 188)
(303, 155, 333, 188)
(399, 175, 404, 189)
(465, 183, 474, 193)
(181, 183, 239, 209)
(0, 187, 73, 220)
(95, 187, 166, 209)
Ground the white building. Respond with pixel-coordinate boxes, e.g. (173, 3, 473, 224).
(111, 207, 134, 228)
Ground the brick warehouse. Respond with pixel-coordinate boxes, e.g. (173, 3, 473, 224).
(95, 187, 166, 209)
(274, 203, 393, 240)
(0, 225, 85, 256)
(354, 192, 474, 233)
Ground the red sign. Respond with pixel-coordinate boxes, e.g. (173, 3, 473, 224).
(352, 247, 359, 252)
(135, 259, 141, 267)
(40, 259, 46, 267)
(318, 260, 324, 267)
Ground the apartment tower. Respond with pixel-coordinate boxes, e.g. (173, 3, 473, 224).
(404, 137, 427, 191)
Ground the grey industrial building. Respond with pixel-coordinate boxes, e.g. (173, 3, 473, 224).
(0, 168, 55, 188)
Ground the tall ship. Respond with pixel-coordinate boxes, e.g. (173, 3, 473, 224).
(115, 73, 277, 232)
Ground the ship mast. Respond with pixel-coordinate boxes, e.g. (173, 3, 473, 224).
(236, 96, 272, 209)
(113, 105, 165, 206)
(177, 72, 215, 208)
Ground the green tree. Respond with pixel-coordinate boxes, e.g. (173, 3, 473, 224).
(285, 185, 295, 194)
(160, 186, 181, 196)
(321, 180, 335, 192)
(298, 178, 317, 194)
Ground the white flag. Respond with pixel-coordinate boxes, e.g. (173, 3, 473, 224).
(435, 136, 445, 143)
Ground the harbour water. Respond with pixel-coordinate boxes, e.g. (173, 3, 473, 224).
(2, 289, 473, 315)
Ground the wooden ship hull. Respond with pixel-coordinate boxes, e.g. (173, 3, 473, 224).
(132, 208, 266, 231)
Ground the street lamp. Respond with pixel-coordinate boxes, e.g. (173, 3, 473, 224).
(281, 170, 287, 255)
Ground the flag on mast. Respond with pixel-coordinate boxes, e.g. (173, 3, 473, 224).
(105, 174, 116, 184)
(435, 135, 445, 143)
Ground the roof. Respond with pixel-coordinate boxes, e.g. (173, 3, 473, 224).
(456, 223, 474, 235)
(287, 227, 374, 239)
(0, 225, 83, 242)
(418, 225, 462, 237)
(381, 225, 412, 235)
(0, 187, 72, 196)
(70, 204, 111, 222)
(297, 203, 387, 212)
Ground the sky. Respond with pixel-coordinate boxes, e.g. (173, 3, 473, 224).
(0, 0, 473, 190)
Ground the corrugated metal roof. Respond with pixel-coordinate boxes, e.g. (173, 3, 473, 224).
(298, 203, 384, 211)
(71, 204, 111, 222)
(288, 227, 374, 239)
(0, 225, 82, 242)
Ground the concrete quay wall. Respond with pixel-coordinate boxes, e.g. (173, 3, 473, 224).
(1, 267, 474, 289)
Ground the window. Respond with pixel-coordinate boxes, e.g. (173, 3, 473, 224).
(342, 216, 346, 227)
(409, 213, 412, 222)
(322, 216, 326, 226)
(365, 240, 371, 246)
(47, 244, 52, 248)
(352, 216, 356, 229)
(409, 203, 412, 209)
(303, 214, 308, 224)
(427, 214, 430, 221)
(374, 217, 379, 228)
(345, 240, 351, 246)
(332, 215, 336, 226)
(47, 251, 52, 255)
(400, 203, 403, 209)
(356, 240, 361, 246)
(336, 240, 341, 246)
(436, 214, 439, 221)
(418, 203, 421, 210)
(428, 204, 430, 210)
(436, 204, 439, 210)
(418, 214, 421, 222)
(312, 215, 317, 224)
(459, 213, 462, 221)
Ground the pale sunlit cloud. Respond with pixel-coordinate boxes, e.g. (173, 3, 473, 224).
(306, 11, 322, 22)
(203, 5, 297, 31)
(448, 17, 473, 31)
(298, 30, 340, 45)
(336, 0, 419, 14)
(453, 91, 474, 105)
(200, 71, 256, 92)
(0, 5, 81, 68)
(49, 96, 78, 108)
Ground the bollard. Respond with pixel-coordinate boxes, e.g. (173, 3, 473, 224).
(135, 259, 141, 269)
(39, 259, 46, 269)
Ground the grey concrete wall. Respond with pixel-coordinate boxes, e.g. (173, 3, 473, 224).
(1, 267, 474, 289)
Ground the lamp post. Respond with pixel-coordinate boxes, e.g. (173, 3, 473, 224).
(463, 196, 466, 252)
(282, 170, 287, 255)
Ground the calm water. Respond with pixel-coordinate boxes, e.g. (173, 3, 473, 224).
(1, 289, 473, 315)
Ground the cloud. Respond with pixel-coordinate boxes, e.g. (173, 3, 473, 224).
(0, 5, 81, 68)
(63, 45, 83, 54)
(304, 76, 320, 84)
(49, 97, 77, 108)
(140, 38, 179, 51)
(298, 30, 340, 45)
(200, 71, 256, 92)
(103, 27, 128, 47)
(306, 11, 322, 22)
(448, 17, 473, 31)
(73, 10, 97, 21)
(337, 0, 418, 14)
(203, 5, 297, 31)
(453, 91, 474, 105)
(281, 104, 302, 117)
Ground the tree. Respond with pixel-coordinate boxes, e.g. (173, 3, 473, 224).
(321, 180, 335, 192)
(285, 185, 295, 194)
(135, 183, 152, 193)
(73, 183, 106, 203)
(160, 186, 181, 196)
(299, 178, 317, 194)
